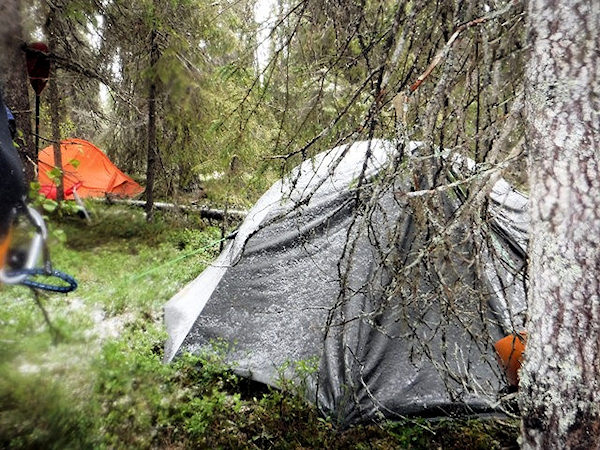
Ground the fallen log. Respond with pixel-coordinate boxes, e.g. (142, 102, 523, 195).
(97, 197, 248, 221)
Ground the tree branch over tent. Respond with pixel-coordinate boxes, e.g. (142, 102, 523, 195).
(408, 1, 517, 94)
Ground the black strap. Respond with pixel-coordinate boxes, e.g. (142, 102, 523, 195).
(0, 92, 78, 293)
(0, 90, 27, 237)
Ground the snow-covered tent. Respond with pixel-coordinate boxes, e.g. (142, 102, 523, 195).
(164, 140, 528, 424)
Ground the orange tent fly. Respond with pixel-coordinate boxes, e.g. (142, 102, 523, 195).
(38, 139, 144, 200)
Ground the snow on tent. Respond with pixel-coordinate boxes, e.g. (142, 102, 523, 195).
(164, 139, 528, 425)
(38, 138, 143, 200)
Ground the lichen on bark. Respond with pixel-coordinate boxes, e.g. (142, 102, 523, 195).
(521, 0, 600, 448)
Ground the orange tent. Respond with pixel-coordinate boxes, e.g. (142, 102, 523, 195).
(38, 138, 144, 200)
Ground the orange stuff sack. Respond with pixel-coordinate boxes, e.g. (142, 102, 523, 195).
(38, 139, 144, 200)
(494, 332, 527, 387)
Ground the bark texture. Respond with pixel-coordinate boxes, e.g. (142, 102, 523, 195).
(145, 27, 159, 222)
(47, 9, 64, 202)
(0, 0, 36, 182)
(521, 1, 600, 448)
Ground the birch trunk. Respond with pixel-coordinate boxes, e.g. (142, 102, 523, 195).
(521, 1, 600, 448)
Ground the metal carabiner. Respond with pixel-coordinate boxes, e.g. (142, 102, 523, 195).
(0, 206, 48, 285)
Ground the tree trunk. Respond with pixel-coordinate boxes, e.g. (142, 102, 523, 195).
(145, 28, 159, 222)
(520, 1, 600, 448)
(46, 10, 64, 202)
(0, 0, 36, 182)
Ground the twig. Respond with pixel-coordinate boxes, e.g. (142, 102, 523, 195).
(408, 1, 517, 93)
(31, 289, 61, 345)
(396, 149, 522, 199)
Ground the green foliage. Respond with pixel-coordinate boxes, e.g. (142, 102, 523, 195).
(275, 356, 320, 402)
(94, 324, 178, 448)
(385, 418, 520, 450)
(0, 368, 97, 450)
(67, 158, 80, 169)
(47, 167, 62, 185)
(91, 0, 279, 207)
(28, 182, 82, 217)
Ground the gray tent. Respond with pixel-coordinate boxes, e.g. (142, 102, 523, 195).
(164, 139, 528, 424)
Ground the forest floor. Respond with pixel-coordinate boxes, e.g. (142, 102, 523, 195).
(0, 203, 519, 449)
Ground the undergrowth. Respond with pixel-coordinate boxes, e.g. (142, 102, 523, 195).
(0, 204, 519, 449)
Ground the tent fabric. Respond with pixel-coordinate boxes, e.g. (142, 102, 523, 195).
(164, 140, 528, 425)
(38, 139, 143, 200)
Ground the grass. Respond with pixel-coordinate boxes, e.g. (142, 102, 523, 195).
(0, 203, 519, 449)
